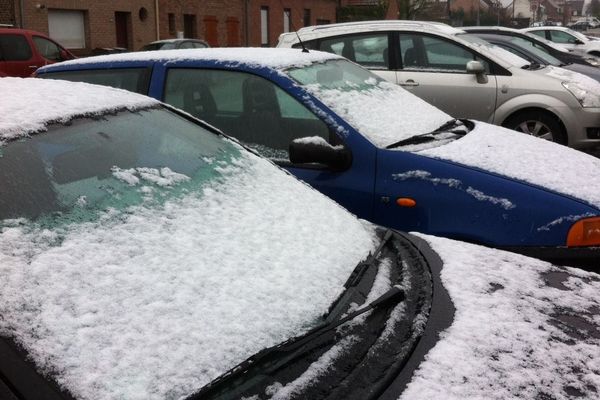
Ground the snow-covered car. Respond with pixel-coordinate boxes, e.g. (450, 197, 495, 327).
(523, 26, 600, 57)
(277, 20, 600, 149)
(1, 77, 599, 400)
(35, 48, 600, 267)
(139, 38, 209, 51)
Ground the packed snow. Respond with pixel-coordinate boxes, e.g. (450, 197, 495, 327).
(0, 78, 158, 141)
(0, 151, 378, 400)
(417, 121, 600, 210)
(38, 47, 341, 72)
(546, 65, 600, 107)
(303, 80, 451, 147)
(401, 234, 600, 400)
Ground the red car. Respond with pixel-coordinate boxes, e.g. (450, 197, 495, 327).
(0, 28, 74, 77)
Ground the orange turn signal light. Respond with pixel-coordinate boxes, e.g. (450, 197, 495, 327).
(396, 198, 417, 208)
(566, 217, 600, 247)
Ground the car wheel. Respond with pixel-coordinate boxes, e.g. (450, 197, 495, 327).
(503, 111, 567, 145)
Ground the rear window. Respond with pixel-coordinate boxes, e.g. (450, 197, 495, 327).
(39, 67, 152, 94)
(0, 34, 32, 61)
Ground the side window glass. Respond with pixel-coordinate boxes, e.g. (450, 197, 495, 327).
(0, 34, 32, 61)
(33, 36, 61, 61)
(550, 31, 577, 44)
(319, 38, 347, 57)
(164, 69, 332, 161)
(530, 30, 547, 40)
(39, 68, 152, 94)
(179, 41, 194, 49)
(400, 34, 488, 73)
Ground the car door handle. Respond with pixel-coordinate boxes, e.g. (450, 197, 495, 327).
(28, 65, 39, 69)
(399, 79, 419, 87)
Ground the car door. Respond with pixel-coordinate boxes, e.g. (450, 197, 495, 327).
(31, 35, 69, 68)
(0, 33, 35, 77)
(162, 67, 377, 218)
(314, 32, 398, 84)
(394, 33, 498, 122)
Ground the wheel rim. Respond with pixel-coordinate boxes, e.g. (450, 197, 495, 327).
(515, 120, 554, 141)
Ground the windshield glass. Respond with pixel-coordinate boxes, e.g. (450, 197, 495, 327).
(507, 36, 562, 65)
(0, 106, 377, 400)
(458, 33, 530, 67)
(285, 59, 452, 148)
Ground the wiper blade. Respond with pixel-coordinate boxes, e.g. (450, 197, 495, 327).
(386, 118, 468, 149)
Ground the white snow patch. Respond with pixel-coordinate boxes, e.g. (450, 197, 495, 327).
(418, 121, 600, 210)
(546, 65, 600, 107)
(537, 213, 597, 231)
(401, 234, 600, 400)
(466, 187, 515, 210)
(0, 152, 378, 400)
(39, 48, 340, 73)
(303, 80, 450, 148)
(0, 78, 158, 141)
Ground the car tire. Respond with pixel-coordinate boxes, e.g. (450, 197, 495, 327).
(503, 110, 567, 145)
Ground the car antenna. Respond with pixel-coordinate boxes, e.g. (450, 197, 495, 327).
(282, 5, 309, 52)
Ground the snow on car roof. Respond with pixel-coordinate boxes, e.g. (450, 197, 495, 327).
(41, 47, 342, 71)
(418, 121, 600, 210)
(403, 234, 600, 400)
(0, 77, 158, 141)
(0, 149, 378, 399)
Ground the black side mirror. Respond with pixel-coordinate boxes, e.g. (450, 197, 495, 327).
(289, 137, 351, 171)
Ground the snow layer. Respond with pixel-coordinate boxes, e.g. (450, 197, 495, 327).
(39, 48, 340, 72)
(546, 65, 600, 107)
(303, 80, 451, 147)
(0, 152, 378, 400)
(417, 121, 600, 210)
(0, 77, 158, 141)
(401, 234, 600, 400)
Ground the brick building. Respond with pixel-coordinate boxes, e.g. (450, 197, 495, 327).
(0, 0, 341, 54)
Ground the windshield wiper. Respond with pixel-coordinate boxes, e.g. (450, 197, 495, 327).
(386, 118, 469, 149)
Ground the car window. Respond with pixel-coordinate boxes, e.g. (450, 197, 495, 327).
(399, 34, 488, 73)
(164, 68, 331, 161)
(508, 36, 562, 64)
(193, 41, 208, 48)
(0, 33, 32, 61)
(39, 68, 152, 94)
(318, 34, 389, 69)
(179, 41, 195, 49)
(549, 30, 578, 44)
(32, 36, 61, 61)
(529, 30, 547, 40)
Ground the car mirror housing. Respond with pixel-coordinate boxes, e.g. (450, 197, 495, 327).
(289, 137, 352, 171)
(466, 60, 488, 84)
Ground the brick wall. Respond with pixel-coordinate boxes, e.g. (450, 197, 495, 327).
(0, 0, 15, 26)
(247, 0, 337, 47)
(159, 0, 244, 46)
(19, 1, 157, 54)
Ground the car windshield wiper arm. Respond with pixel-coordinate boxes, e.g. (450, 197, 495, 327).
(386, 118, 467, 149)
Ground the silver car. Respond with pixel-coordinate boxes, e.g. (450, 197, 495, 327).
(278, 20, 600, 149)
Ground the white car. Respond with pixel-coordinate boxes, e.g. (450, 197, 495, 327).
(523, 26, 600, 57)
(1, 78, 599, 400)
(278, 20, 600, 149)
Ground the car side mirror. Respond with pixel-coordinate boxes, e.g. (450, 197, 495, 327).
(466, 60, 488, 84)
(60, 49, 72, 60)
(289, 137, 351, 171)
(574, 39, 585, 45)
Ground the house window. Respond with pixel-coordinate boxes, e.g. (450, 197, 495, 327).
(48, 9, 86, 49)
(303, 9, 311, 26)
(183, 14, 197, 38)
(168, 13, 176, 34)
(261, 7, 269, 46)
(283, 9, 291, 33)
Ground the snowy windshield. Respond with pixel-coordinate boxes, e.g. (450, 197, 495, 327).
(0, 107, 378, 400)
(285, 59, 452, 148)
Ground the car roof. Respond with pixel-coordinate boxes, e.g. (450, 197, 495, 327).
(148, 38, 207, 44)
(292, 20, 464, 36)
(0, 77, 158, 141)
(462, 26, 523, 34)
(38, 47, 342, 72)
(0, 27, 47, 35)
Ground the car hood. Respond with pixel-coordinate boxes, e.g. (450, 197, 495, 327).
(414, 121, 600, 210)
(400, 234, 600, 399)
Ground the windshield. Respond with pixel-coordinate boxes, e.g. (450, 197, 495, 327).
(0, 106, 378, 400)
(285, 59, 453, 148)
(458, 33, 530, 67)
(505, 36, 562, 65)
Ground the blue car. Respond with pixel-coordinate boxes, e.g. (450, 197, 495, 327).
(37, 48, 600, 266)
